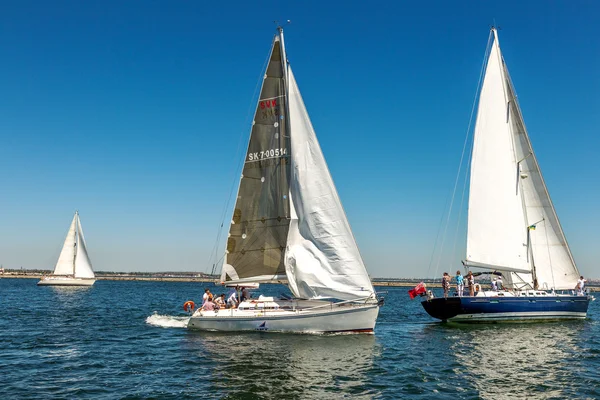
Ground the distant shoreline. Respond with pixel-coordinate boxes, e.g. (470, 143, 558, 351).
(2, 273, 597, 290)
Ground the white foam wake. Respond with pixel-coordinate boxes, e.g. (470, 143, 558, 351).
(145, 313, 190, 328)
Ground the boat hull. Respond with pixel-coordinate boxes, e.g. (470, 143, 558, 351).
(188, 303, 379, 333)
(37, 277, 96, 286)
(421, 295, 590, 323)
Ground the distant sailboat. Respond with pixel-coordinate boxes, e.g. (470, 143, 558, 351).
(187, 27, 381, 333)
(38, 211, 96, 286)
(421, 28, 592, 322)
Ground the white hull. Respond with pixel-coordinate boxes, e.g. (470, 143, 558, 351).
(37, 276, 96, 286)
(188, 298, 379, 333)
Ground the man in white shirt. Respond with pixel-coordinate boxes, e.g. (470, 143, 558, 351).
(576, 276, 587, 296)
(227, 290, 238, 308)
(202, 288, 212, 305)
(214, 294, 226, 308)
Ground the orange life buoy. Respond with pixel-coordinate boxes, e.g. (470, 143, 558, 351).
(183, 300, 195, 312)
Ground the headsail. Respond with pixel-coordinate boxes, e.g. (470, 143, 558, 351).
(53, 213, 78, 276)
(466, 29, 580, 290)
(501, 46, 579, 290)
(222, 33, 292, 284)
(285, 68, 374, 300)
(74, 215, 95, 279)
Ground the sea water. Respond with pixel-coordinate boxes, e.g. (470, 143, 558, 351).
(1, 278, 599, 399)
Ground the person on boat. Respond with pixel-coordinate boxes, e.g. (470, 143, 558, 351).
(227, 289, 238, 308)
(576, 276, 587, 296)
(491, 278, 498, 291)
(201, 299, 216, 311)
(214, 293, 226, 308)
(467, 271, 475, 296)
(442, 272, 451, 298)
(240, 287, 250, 302)
(202, 288, 213, 305)
(496, 276, 503, 290)
(455, 271, 464, 297)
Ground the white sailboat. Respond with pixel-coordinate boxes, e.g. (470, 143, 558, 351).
(422, 27, 591, 322)
(187, 27, 381, 333)
(38, 211, 96, 286)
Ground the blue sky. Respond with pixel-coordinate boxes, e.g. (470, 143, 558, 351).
(0, 1, 598, 278)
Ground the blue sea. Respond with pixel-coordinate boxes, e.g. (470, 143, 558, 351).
(1, 278, 599, 399)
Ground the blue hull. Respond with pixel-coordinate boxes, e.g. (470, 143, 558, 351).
(421, 295, 591, 323)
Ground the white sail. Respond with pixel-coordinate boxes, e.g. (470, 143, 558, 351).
(285, 68, 374, 300)
(466, 30, 530, 275)
(467, 29, 580, 290)
(502, 53, 579, 291)
(53, 214, 78, 276)
(74, 215, 95, 279)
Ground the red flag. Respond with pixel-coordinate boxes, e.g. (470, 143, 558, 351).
(408, 282, 427, 299)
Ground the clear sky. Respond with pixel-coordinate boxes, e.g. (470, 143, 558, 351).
(0, 1, 598, 278)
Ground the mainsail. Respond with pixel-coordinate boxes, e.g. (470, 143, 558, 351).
(221, 29, 374, 300)
(465, 29, 579, 290)
(222, 34, 292, 283)
(53, 214, 78, 276)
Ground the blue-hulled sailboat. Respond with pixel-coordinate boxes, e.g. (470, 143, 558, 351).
(422, 28, 592, 323)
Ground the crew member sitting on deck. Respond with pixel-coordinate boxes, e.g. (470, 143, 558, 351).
(201, 299, 216, 311)
(227, 289, 238, 308)
(215, 293, 226, 308)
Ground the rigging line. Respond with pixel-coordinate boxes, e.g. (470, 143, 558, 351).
(425, 189, 451, 278)
(449, 131, 474, 268)
(432, 29, 494, 279)
(208, 44, 274, 276)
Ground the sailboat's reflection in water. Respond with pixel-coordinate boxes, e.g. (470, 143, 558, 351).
(446, 323, 588, 399)
(185, 331, 381, 398)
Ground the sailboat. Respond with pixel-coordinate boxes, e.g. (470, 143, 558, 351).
(38, 211, 96, 286)
(187, 27, 381, 333)
(421, 28, 592, 322)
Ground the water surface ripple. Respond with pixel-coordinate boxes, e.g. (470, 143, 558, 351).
(1, 279, 598, 399)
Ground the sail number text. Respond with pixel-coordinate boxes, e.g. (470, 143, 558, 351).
(248, 148, 287, 161)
